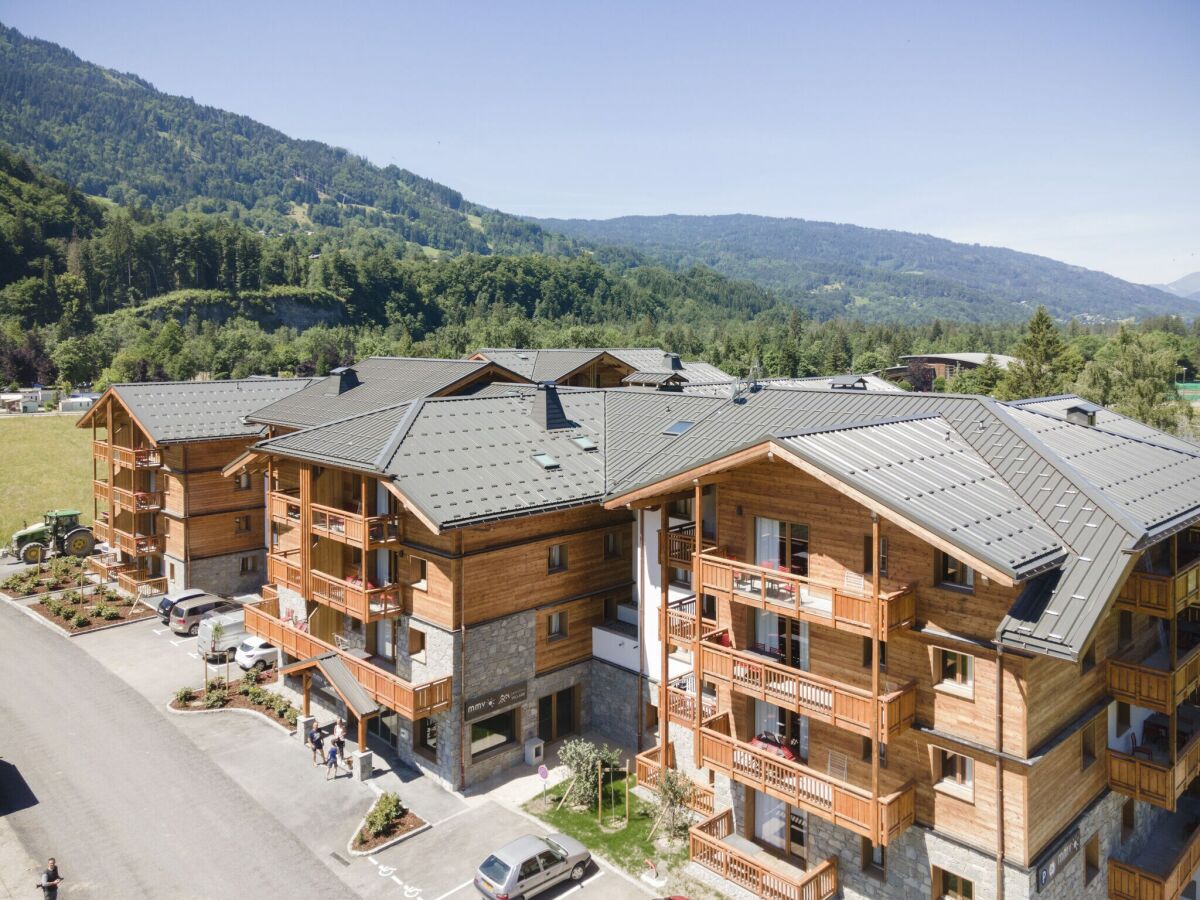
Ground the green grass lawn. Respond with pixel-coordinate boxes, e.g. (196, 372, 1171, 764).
(523, 776, 690, 882)
(0, 415, 93, 543)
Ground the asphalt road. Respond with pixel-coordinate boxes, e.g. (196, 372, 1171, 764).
(0, 600, 349, 898)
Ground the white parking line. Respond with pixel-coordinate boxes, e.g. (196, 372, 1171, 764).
(560, 870, 605, 896)
(170, 638, 190, 646)
(430, 878, 473, 900)
(152, 628, 167, 635)
(430, 806, 474, 827)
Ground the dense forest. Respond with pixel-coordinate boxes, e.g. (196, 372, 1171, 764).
(540, 214, 1197, 323)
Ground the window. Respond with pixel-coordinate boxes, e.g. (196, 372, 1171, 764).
(547, 543, 567, 573)
(548, 611, 567, 640)
(860, 737, 887, 768)
(518, 857, 541, 882)
(411, 556, 428, 590)
(603, 531, 621, 560)
(860, 838, 885, 878)
(234, 515, 251, 534)
(1118, 611, 1133, 649)
(239, 555, 258, 574)
(668, 497, 693, 520)
(1081, 717, 1100, 769)
(757, 518, 809, 576)
(937, 552, 974, 590)
(1116, 701, 1130, 735)
(669, 566, 693, 588)
(862, 637, 887, 671)
(169, 562, 176, 581)
(1121, 798, 1135, 842)
(935, 748, 974, 801)
(662, 420, 695, 436)
(935, 868, 974, 900)
(936, 649, 974, 696)
(416, 716, 438, 758)
(863, 535, 889, 577)
(235, 471, 252, 491)
(470, 709, 518, 758)
(1084, 832, 1099, 885)
(408, 626, 426, 660)
(571, 435, 597, 452)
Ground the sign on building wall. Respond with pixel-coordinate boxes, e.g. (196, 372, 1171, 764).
(465, 682, 528, 721)
(1035, 828, 1080, 893)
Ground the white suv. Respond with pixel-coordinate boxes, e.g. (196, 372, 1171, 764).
(234, 637, 279, 672)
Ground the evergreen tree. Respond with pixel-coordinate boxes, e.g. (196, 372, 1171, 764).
(998, 306, 1069, 399)
(1076, 328, 1190, 433)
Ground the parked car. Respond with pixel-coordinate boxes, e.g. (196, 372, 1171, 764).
(474, 833, 589, 900)
(749, 732, 798, 761)
(169, 594, 239, 635)
(234, 636, 279, 672)
(196, 610, 247, 661)
(156, 586, 207, 624)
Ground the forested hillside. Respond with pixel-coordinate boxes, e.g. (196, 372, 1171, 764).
(539, 214, 1197, 323)
(0, 23, 560, 256)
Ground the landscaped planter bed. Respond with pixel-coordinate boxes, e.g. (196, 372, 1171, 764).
(352, 792, 427, 853)
(170, 671, 297, 726)
(30, 587, 156, 633)
(0, 558, 92, 599)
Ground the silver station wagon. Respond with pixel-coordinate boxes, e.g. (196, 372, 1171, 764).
(474, 833, 590, 900)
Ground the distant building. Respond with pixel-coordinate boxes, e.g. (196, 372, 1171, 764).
(59, 393, 101, 413)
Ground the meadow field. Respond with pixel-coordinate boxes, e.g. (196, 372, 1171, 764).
(0, 414, 93, 545)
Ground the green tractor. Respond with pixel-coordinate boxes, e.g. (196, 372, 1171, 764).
(10, 510, 95, 564)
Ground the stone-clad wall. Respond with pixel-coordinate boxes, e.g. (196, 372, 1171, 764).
(187, 549, 266, 597)
(587, 659, 641, 747)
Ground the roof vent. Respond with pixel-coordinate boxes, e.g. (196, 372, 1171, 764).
(532, 382, 573, 431)
(1064, 401, 1101, 427)
(831, 375, 868, 390)
(532, 452, 559, 470)
(326, 366, 359, 396)
(663, 352, 683, 371)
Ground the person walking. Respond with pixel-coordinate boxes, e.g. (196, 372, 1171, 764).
(37, 858, 63, 900)
(310, 725, 325, 767)
(325, 741, 340, 780)
(334, 718, 349, 770)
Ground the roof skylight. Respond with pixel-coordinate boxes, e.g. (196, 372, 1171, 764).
(532, 452, 560, 470)
(571, 436, 598, 451)
(662, 420, 696, 436)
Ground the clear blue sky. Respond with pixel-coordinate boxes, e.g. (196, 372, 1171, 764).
(1, 0, 1196, 284)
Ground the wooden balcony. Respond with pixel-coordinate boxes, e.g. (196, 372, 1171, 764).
(269, 490, 301, 525)
(689, 809, 839, 900)
(310, 569, 406, 623)
(664, 522, 696, 568)
(309, 502, 402, 549)
(1117, 560, 1200, 619)
(666, 595, 718, 644)
(698, 552, 915, 640)
(700, 632, 916, 742)
(87, 553, 125, 581)
(635, 745, 715, 816)
(93, 479, 111, 504)
(112, 529, 162, 557)
(700, 712, 915, 844)
(93, 442, 162, 469)
(1108, 640, 1200, 715)
(667, 671, 717, 725)
(266, 550, 302, 593)
(112, 487, 164, 514)
(244, 599, 452, 720)
(91, 517, 111, 544)
(117, 569, 167, 597)
(1108, 726, 1200, 811)
(1108, 797, 1200, 900)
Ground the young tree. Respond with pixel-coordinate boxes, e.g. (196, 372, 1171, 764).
(999, 306, 1071, 399)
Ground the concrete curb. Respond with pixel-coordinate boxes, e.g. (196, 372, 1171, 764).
(345, 815, 432, 858)
(0, 585, 155, 637)
(164, 700, 296, 736)
(0, 575, 104, 604)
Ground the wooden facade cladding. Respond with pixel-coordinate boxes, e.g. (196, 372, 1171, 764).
(534, 594, 605, 673)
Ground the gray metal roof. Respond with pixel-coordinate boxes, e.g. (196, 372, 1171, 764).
(104, 378, 314, 444)
(1009, 394, 1200, 453)
(305, 652, 380, 718)
(778, 417, 1066, 580)
(900, 352, 1018, 369)
(246, 357, 521, 429)
(681, 374, 901, 397)
(472, 348, 730, 384)
(621, 370, 689, 386)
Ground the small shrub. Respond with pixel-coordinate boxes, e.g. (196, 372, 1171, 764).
(175, 687, 195, 704)
(246, 685, 267, 705)
(238, 670, 258, 694)
(206, 677, 227, 693)
(362, 792, 406, 839)
(204, 688, 229, 709)
(71, 615, 90, 629)
(43, 597, 62, 617)
(284, 707, 299, 727)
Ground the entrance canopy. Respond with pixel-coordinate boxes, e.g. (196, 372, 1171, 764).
(280, 652, 380, 719)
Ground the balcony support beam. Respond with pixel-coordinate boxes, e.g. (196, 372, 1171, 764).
(870, 513, 880, 847)
(660, 503, 671, 771)
(694, 481, 703, 771)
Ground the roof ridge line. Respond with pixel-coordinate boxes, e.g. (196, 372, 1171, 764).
(771, 413, 943, 441)
(374, 398, 427, 472)
(257, 400, 414, 450)
(1005, 401, 1200, 460)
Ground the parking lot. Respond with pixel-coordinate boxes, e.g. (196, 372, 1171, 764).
(66, 613, 646, 900)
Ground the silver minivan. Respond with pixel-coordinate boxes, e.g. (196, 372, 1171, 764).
(196, 610, 247, 660)
(169, 594, 239, 635)
(474, 833, 589, 899)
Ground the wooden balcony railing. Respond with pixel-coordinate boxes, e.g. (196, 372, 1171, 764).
(1108, 642, 1200, 715)
(87, 553, 125, 581)
(244, 600, 452, 720)
(667, 671, 717, 725)
(310, 569, 406, 623)
(112, 529, 162, 556)
(309, 502, 402, 550)
(700, 712, 915, 844)
(112, 487, 164, 513)
(92, 439, 109, 461)
(1117, 560, 1200, 619)
(698, 552, 915, 639)
(700, 633, 915, 742)
(666, 595, 718, 644)
(269, 490, 301, 524)
(1108, 729, 1200, 811)
(91, 517, 111, 544)
(117, 570, 167, 598)
(664, 523, 696, 568)
(689, 809, 839, 900)
(266, 550, 302, 593)
(635, 745, 715, 816)
(96, 444, 161, 469)
(93, 479, 111, 503)
(1108, 808, 1200, 900)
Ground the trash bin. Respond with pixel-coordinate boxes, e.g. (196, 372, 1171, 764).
(524, 737, 544, 766)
